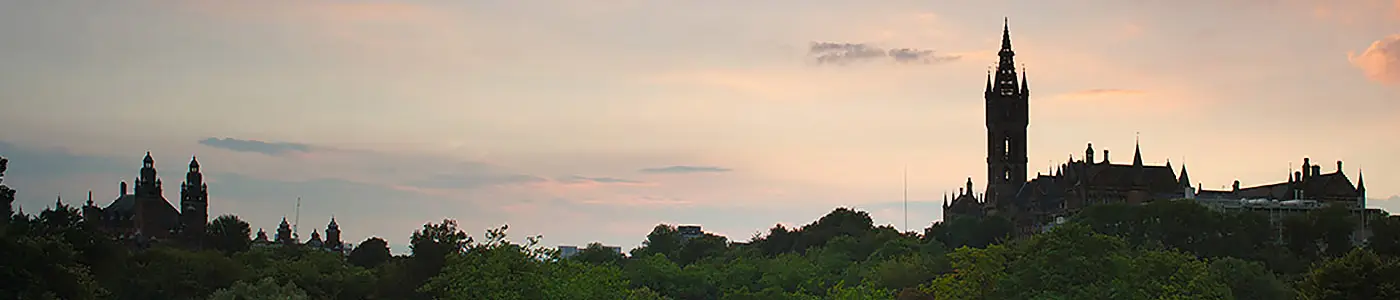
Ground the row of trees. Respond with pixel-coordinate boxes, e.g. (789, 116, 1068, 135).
(3, 155, 1400, 299)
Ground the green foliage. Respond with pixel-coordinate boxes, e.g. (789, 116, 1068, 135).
(207, 214, 252, 255)
(570, 242, 625, 266)
(925, 224, 1232, 300)
(348, 236, 392, 269)
(120, 246, 246, 299)
(208, 277, 310, 300)
(1297, 248, 1400, 299)
(0, 233, 105, 299)
(1207, 257, 1293, 300)
(2, 155, 1398, 300)
(235, 246, 374, 300)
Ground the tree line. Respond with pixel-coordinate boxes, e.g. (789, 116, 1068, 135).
(3, 156, 1400, 299)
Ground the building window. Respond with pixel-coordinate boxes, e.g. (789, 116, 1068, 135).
(1004, 137, 1012, 159)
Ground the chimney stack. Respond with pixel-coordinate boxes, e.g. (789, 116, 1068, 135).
(1103, 150, 1110, 164)
(1232, 180, 1240, 192)
(120, 181, 127, 196)
(1312, 165, 1321, 176)
(1337, 161, 1343, 172)
(1303, 158, 1312, 178)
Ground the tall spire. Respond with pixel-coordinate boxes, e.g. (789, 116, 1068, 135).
(1132, 134, 1143, 167)
(993, 18, 1021, 96)
(1020, 66, 1029, 95)
(1357, 169, 1365, 192)
(1178, 164, 1191, 188)
(1001, 17, 1012, 50)
(985, 69, 993, 93)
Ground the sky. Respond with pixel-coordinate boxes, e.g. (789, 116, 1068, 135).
(1, 0, 1398, 254)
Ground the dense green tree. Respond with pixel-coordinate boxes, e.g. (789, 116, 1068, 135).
(208, 277, 311, 300)
(119, 247, 246, 299)
(925, 223, 1231, 300)
(0, 233, 105, 299)
(631, 224, 683, 259)
(924, 215, 1011, 249)
(404, 219, 471, 299)
(1297, 248, 1400, 299)
(1207, 257, 1293, 300)
(1370, 215, 1400, 257)
(207, 214, 252, 255)
(348, 236, 393, 269)
(236, 246, 374, 300)
(570, 242, 625, 266)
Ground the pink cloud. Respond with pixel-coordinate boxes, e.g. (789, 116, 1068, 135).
(1348, 35, 1400, 86)
(578, 195, 694, 207)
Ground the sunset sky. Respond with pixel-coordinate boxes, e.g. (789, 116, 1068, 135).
(2, 0, 1397, 253)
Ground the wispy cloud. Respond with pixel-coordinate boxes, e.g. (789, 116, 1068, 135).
(639, 165, 732, 174)
(198, 137, 312, 156)
(1348, 35, 1400, 86)
(404, 173, 547, 190)
(556, 175, 646, 186)
(577, 195, 694, 207)
(808, 42, 960, 65)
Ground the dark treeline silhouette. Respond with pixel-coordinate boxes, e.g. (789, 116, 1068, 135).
(3, 155, 1400, 299)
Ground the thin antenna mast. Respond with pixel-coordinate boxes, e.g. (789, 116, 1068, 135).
(294, 197, 301, 240)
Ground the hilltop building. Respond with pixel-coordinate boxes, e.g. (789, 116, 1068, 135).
(557, 244, 624, 259)
(82, 153, 209, 247)
(254, 216, 348, 254)
(678, 225, 704, 240)
(943, 20, 1368, 237)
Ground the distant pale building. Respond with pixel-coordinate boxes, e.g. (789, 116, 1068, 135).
(557, 244, 624, 259)
(678, 225, 703, 240)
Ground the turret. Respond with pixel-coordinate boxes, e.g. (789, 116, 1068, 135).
(1085, 143, 1095, 163)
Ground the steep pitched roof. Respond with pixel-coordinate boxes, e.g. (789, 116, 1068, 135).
(1082, 164, 1179, 193)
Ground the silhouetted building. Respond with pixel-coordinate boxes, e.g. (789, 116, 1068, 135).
(254, 228, 270, 245)
(678, 225, 703, 240)
(324, 217, 344, 253)
(82, 153, 209, 246)
(256, 217, 349, 254)
(942, 20, 1367, 237)
(557, 244, 623, 259)
(275, 217, 295, 245)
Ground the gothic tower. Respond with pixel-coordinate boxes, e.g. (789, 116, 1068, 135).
(325, 217, 343, 252)
(180, 156, 209, 244)
(134, 152, 162, 198)
(985, 19, 1030, 210)
(276, 217, 295, 245)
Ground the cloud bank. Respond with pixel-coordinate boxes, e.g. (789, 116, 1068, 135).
(1349, 35, 1400, 86)
(808, 42, 960, 65)
(199, 137, 312, 156)
(639, 166, 732, 174)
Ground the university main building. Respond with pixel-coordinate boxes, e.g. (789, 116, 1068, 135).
(943, 21, 1369, 236)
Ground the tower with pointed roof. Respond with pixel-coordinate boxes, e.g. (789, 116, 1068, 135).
(134, 152, 162, 199)
(985, 18, 1031, 212)
(276, 217, 295, 245)
(325, 217, 343, 252)
(180, 156, 209, 245)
